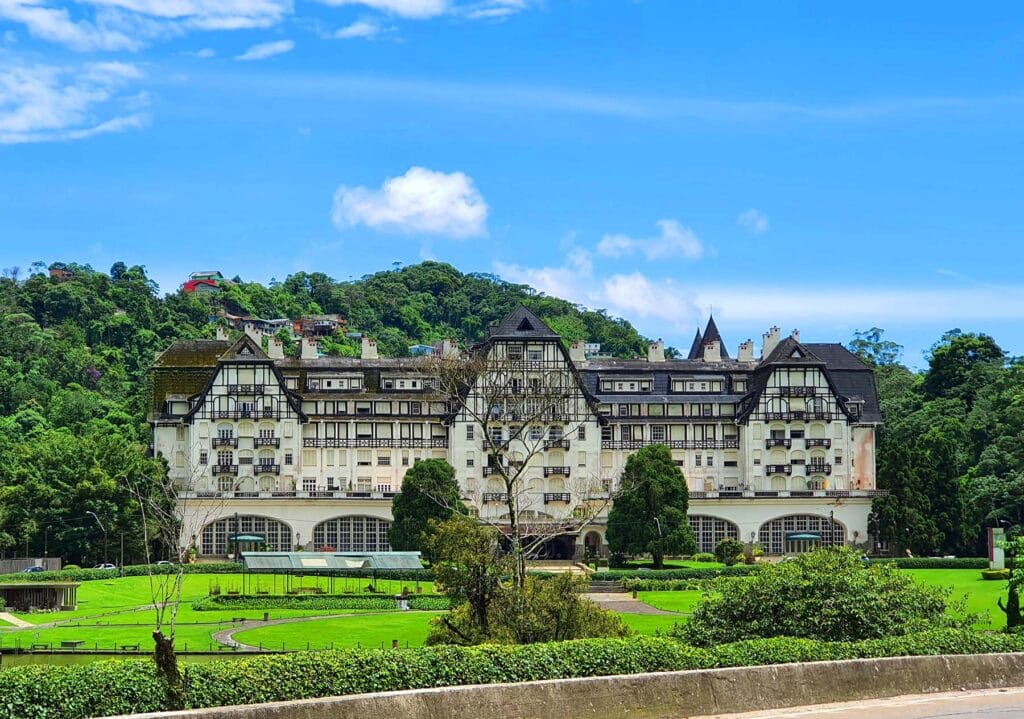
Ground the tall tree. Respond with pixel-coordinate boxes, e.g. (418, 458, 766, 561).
(605, 444, 696, 568)
(388, 459, 466, 561)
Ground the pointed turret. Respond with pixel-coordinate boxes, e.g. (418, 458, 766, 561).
(702, 315, 730, 359)
(687, 328, 704, 359)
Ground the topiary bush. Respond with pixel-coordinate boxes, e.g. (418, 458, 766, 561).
(192, 594, 407, 611)
(713, 538, 745, 567)
(591, 566, 760, 581)
(691, 553, 716, 563)
(870, 557, 989, 570)
(679, 547, 964, 646)
(982, 569, 1010, 580)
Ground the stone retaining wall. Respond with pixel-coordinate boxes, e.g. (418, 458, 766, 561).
(116, 652, 1024, 719)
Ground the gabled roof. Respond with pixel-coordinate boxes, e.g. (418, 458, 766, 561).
(218, 334, 269, 362)
(701, 315, 730, 359)
(153, 340, 231, 368)
(761, 337, 825, 366)
(687, 329, 703, 359)
(487, 306, 560, 340)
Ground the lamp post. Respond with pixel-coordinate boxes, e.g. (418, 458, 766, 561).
(86, 511, 108, 565)
(828, 510, 835, 547)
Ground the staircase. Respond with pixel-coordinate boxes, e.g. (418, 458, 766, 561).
(587, 579, 626, 593)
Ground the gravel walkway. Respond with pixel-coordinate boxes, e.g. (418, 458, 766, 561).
(586, 593, 679, 616)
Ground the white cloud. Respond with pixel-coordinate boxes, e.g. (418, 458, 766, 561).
(0, 1, 141, 51)
(737, 208, 769, 235)
(316, 0, 448, 19)
(83, 0, 291, 30)
(463, 0, 528, 19)
(191, 47, 215, 57)
(331, 20, 386, 38)
(332, 166, 489, 239)
(597, 219, 704, 261)
(236, 38, 294, 60)
(0, 61, 148, 144)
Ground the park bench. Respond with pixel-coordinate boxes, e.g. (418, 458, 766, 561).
(232, 617, 246, 623)
(60, 640, 85, 649)
(30, 643, 50, 650)
(119, 644, 139, 652)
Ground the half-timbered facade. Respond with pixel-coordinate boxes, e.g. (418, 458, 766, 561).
(152, 308, 882, 559)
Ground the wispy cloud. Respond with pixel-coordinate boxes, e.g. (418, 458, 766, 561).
(597, 219, 704, 261)
(737, 208, 769, 235)
(236, 38, 294, 60)
(315, 0, 448, 19)
(332, 166, 489, 239)
(0, 61, 148, 144)
(331, 20, 388, 39)
(0, 1, 140, 51)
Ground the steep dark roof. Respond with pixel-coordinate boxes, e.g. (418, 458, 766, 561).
(687, 329, 704, 359)
(804, 344, 882, 423)
(487, 306, 559, 340)
(702, 315, 730, 359)
(761, 337, 825, 366)
(153, 340, 231, 368)
(218, 334, 268, 362)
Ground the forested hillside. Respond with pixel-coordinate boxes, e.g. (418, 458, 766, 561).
(0, 261, 648, 563)
(0, 259, 1022, 563)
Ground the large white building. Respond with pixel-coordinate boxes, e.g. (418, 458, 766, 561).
(151, 307, 883, 559)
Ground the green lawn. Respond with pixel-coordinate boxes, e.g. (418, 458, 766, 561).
(636, 591, 702, 615)
(233, 612, 442, 651)
(906, 569, 1004, 630)
(618, 614, 683, 636)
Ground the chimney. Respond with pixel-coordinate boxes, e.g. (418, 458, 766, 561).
(569, 340, 586, 363)
(243, 323, 262, 345)
(267, 338, 284, 360)
(647, 339, 665, 363)
(703, 340, 721, 363)
(791, 329, 800, 342)
(738, 339, 755, 363)
(361, 336, 378, 360)
(301, 337, 319, 360)
(215, 325, 229, 341)
(762, 326, 781, 358)
(438, 338, 460, 358)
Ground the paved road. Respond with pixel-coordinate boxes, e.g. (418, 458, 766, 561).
(694, 688, 1024, 718)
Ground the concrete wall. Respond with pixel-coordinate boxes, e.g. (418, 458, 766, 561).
(115, 652, 1024, 719)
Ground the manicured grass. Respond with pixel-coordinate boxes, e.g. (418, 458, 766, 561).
(636, 591, 702, 615)
(618, 614, 682, 636)
(233, 612, 442, 651)
(906, 568, 1005, 630)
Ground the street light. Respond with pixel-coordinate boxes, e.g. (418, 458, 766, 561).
(86, 511, 108, 565)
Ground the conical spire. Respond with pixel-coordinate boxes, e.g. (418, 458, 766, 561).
(702, 315, 730, 359)
(687, 328, 704, 359)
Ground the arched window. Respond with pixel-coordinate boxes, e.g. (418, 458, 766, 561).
(313, 516, 392, 552)
(200, 515, 291, 555)
(757, 514, 845, 555)
(688, 515, 740, 554)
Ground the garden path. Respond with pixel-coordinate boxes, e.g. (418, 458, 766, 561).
(587, 593, 678, 615)
(0, 612, 31, 628)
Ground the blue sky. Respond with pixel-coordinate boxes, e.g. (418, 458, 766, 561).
(2, 1, 1024, 366)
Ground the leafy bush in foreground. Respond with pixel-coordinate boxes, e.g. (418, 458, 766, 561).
(3, 630, 1023, 719)
(680, 548, 963, 646)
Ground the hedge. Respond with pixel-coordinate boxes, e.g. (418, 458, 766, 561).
(591, 566, 761, 581)
(191, 594, 451, 612)
(0, 565, 435, 584)
(621, 578, 706, 592)
(870, 557, 990, 570)
(4, 629, 1023, 719)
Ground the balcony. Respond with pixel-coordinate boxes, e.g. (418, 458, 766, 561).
(543, 439, 570, 450)
(779, 386, 816, 397)
(765, 411, 836, 421)
(765, 464, 792, 475)
(214, 410, 255, 420)
(255, 437, 280, 447)
(805, 438, 832, 448)
(807, 463, 832, 476)
(544, 492, 571, 503)
(482, 492, 509, 503)
(227, 384, 265, 394)
(180, 490, 398, 501)
(482, 466, 504, 477)
(482, 440, 509, 452)
(765, 438, 791, 449)
(543, 466, 571, 477)
(255, 464, 281, 475)
(601, 439, 740, 450)
(303, 438, 448, 449)
(212, 464, 238, 475)
(212, 437, 238, 448)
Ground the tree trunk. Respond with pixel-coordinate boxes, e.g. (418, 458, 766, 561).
(505, 490, 525, 589)
(153, 630, 185, 710)
(999, 587, 1021, 630)
(652, 553, 664, 570)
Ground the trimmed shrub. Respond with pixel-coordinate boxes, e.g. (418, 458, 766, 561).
(0, 564, 434, 584)
(691, 553, 716, 563)
(3, 630, 1023, 718)
(192, 594, 405, 611)
(679, 548, 961, 646)
(621, 578, 704, 592)
(714, 537, 745, 567)
(982, 569, 1010, 581)
(407, 596, 451, 610)
(870, 557, 989, 570)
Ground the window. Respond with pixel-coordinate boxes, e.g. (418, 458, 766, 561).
(651, 425, 666, 443)
(466, 455, 475, 467)
(578, 426, 586, 441)
(302, 478, 316, 492)
(835, 453, 843, 465)
(548, 425, 563, 441)
(284, 452, 293, 465)
(217, 427, 233, 439)
(357, 450, 372, 466)
(402, 453, 410, 466)
(410, 402, 422, 415)
(527, 347, 543, 361)
(706, 455, 714, 467)
(601, 426, 612, 441)
(377, 454, 391, 466)
(199, 451, 208, 465)
(618, 404, 629, 417)
(507, 344, 523, 361)
(695, 455, 701, 467)
(790, 429, 805, 438)
(217, 450, 233, 466)
(466, 425, 474, 440)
